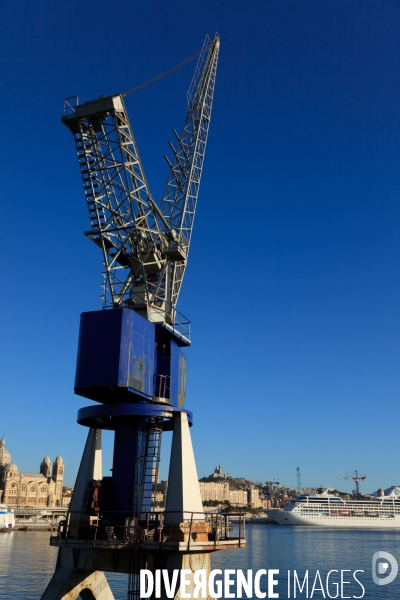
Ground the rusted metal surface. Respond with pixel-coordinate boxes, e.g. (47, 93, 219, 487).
(48, 508, 246, 577)
(54, 509, 245, 552)
(40, 568, 115, 599)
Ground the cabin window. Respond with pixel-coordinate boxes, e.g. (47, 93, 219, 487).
(129, 357, 144, 392)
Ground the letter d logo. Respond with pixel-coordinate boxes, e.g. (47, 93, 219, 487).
(372, 551, 398, 585)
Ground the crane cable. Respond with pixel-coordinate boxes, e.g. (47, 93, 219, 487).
(122, 48, 208, 97)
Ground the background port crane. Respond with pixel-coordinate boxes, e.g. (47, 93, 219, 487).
(297, 467, 302, 494)
(340, 470, 366, 498)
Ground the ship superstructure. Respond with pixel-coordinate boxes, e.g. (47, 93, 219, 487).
(267, 487, 400, 528)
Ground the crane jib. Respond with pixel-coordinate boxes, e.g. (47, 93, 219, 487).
(61, 34, 219, 332)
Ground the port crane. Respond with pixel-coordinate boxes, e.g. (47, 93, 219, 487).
(297, 467, 302, 494)
(67, 25, 217, 556)
(40, 34, 245, 600)
(60, 34, 219, 519)
(340, 470, 366, 498)
(265, 480, 280, 496)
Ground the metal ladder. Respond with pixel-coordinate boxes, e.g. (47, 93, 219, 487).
(137, 417, 163, 519)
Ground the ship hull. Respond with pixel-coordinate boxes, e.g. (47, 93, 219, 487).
(266, 509, 400, 528)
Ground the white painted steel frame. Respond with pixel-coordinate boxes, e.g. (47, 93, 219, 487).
(62, 35, 220, 327)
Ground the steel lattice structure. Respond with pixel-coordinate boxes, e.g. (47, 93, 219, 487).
(62, 35, 219, 337)
(160, 34, 218, 307)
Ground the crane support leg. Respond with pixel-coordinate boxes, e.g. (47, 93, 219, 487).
(67, 427, 102, 538)
(153, 413, 216, 599)
(159, 553, 214, 600)
(40, 567, 114, 600)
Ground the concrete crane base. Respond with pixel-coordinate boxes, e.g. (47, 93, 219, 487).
(40, 568, 114, 599)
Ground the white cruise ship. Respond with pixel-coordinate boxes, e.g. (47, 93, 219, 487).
(266, 487, 400, 528)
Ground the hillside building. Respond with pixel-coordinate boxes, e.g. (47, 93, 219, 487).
(199, 481, 230, 502)
(229, 489, 248, 506)
(247, 488, 261, 508)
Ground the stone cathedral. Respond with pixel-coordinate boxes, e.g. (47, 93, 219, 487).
(0, 437, 64, 507)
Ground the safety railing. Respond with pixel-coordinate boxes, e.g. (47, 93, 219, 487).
(153, 374, 171, 400)
(150, 300, 191, 344)
(53, 510, 245, 549)
(62, 96, 79, 118)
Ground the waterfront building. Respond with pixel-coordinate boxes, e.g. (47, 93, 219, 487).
(154, 491, 165, 505)
(199, 481, 230, 502)
(0, 437, 64, 507)
(62, 487, 73, 507)
(247, 488, 261, 508)
(154, 480, 168, 506)
(229, 489, 248, 506)
(199, 476, 263, 507)
(157, 479, 168, 494)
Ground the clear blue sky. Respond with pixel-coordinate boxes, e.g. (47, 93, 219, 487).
(1, 0, 400, 495)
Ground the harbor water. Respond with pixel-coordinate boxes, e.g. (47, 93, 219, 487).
(2, 525, 400, 599)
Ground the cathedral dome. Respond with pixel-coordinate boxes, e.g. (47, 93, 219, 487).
(54, 455, 64, 464)
(40, 456, 52, 477)
(4, 462, 18, 473)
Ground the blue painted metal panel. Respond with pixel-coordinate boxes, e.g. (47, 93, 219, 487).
(178, 352, 187, 408)
(75, 309, 155, 402)
(75, 309, 123, 390)
(125, 310, 154, 396)
(170, 341, 187, 408)
(77, 403, 193, 430)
